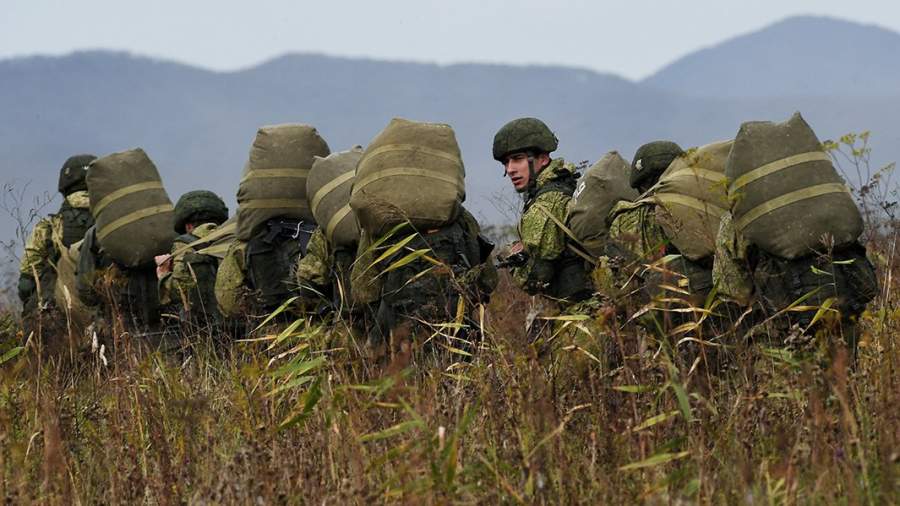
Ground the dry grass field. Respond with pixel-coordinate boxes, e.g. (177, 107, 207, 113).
(0, 135, 897, 504)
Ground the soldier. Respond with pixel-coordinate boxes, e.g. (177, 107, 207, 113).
(713, 211, 877, 353)
(76, 225, 162, 333)
(157, 190, 229, 324)
(214, 217, 316, 320)
(350, 207, 497, 351)
(19, 154, 95, 319)
(295, 227, 357, 314)
(492, 117, 592, 304)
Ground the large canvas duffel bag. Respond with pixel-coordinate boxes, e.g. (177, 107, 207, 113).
(351, 118, 465, 237)
(88, 148, 175, 267)
(640, 140, 732, 261)
(568, 151, 639, 256)
(726, 112, 862, 259)
(236, 124, 330, 240)
(307, 147, 363, 249)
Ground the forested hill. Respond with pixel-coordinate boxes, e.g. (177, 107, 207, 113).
(1, 15, 897, 246)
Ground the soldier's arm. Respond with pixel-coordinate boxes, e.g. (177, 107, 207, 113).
(511, 191, 570, 293)
(214, 241, 248, 318)
(19, 218, 54, 277)
(349, 229, 383, 306)
(712, 212, 753, 305)
(158, 240, 190, 307)
(295, 228, 333, 290)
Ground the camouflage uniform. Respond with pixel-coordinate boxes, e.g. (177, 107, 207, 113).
(19, 155, 96, 315)
(511, 158, 587, 298)
(214, 240, 251, 319)
(76, 225, 161, 330)
(295, 227, 358, 313)
(214, 218, 315, 319)
(713, 210, 877, 349)
(158, 190, 228, 321)
(349, 207, 497, 342)
(158, 222, 220, 309)
(711, 212, 754, 306)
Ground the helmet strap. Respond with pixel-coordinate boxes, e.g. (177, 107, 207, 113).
(527, 155, 538, 191)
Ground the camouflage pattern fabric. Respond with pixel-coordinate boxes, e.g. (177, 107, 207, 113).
(295, 228, 332, 291)
(214, 240, 249, 319)
(511, 159, 577, 293)
(591, 200, 668, 300)
(19, 191, 91, 309)
(711, 212, 754, 306)
(158, 222, 219, 307)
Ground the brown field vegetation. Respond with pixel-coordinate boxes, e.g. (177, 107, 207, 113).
(0, 135, 898, 504)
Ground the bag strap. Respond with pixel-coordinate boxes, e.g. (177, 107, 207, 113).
(531, 202, 597, 266)
(310, 171, 354, 218)
(97, 204, 173, 241)
(92, 181, 165, 216)
(734, 182, 851, 233)
(325, 204, 354, 245)
(352, 167, 463, 196)
(730, 151, 831, 193)
(240, 168, 309, 183)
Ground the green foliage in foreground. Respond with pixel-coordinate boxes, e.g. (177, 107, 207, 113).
(0, 269, 897, 505)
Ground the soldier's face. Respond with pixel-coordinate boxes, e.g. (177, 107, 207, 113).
(503, 152, 548, 192)
(504, 153, 531, 191)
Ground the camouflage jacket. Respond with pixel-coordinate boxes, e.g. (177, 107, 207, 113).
(511, 159, 579, 294)
(592, 200, 668, 299)
(158, 222, 219, 308)
(711, 212, 754, 306)
(295, 228, 332, 291)
(214, 240, 249, 319)
(19, 191, 90, 278)
(349, 208, 498, 310)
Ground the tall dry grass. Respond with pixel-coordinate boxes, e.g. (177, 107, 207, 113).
(0, 133, 897, 504)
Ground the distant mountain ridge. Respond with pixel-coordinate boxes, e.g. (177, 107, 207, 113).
(643, 16, 900, 98)
(0, 15, 898, 247)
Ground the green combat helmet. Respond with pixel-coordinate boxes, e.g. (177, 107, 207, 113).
(492, 117, 559, 162)
(174, 190, 229, 234)
(58, 154, 96, 196)
(630, 141, 684, 193)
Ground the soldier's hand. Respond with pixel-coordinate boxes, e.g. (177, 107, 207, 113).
(155, 254, 173, 278)
(497, 242, 527, 269)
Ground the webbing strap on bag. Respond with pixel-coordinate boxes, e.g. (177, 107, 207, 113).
(196, 242, 231, 259)
(239, 199, 309, 210)
(532, 202, 597, 266)
(735, 182, 850, 232)
(661, 167, 724, 185)
(92, 181, 165, 216)
(240, 168, 310, 183)
(97, 204, 173, 241)
(325, 205, 353, 244)
(170, 221, 236, 258)
(638, 193, 727, 219)
(352, 167, 463, 195)
(362, 143, 461, 165)
(730, 151, 831, 192)
(310, 171, 354, 217)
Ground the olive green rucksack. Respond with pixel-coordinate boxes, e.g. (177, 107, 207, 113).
(351, 118, 465, 237)
(639, 140, 733, 261)
(87, 148, 176, 267)
(307, 147, 363, 249)
(237, 124, 330, 241)
(726, 112, 862, 259)
(567, 151, 639, 256)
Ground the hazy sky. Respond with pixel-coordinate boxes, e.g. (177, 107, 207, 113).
(2, 1, 899, 79)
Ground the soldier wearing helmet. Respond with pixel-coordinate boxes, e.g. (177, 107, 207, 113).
(493, 117, 591, 303)
(18, 154, 96, 318)
(596, 141, 711, 308)
(157, 190, 230, 323)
